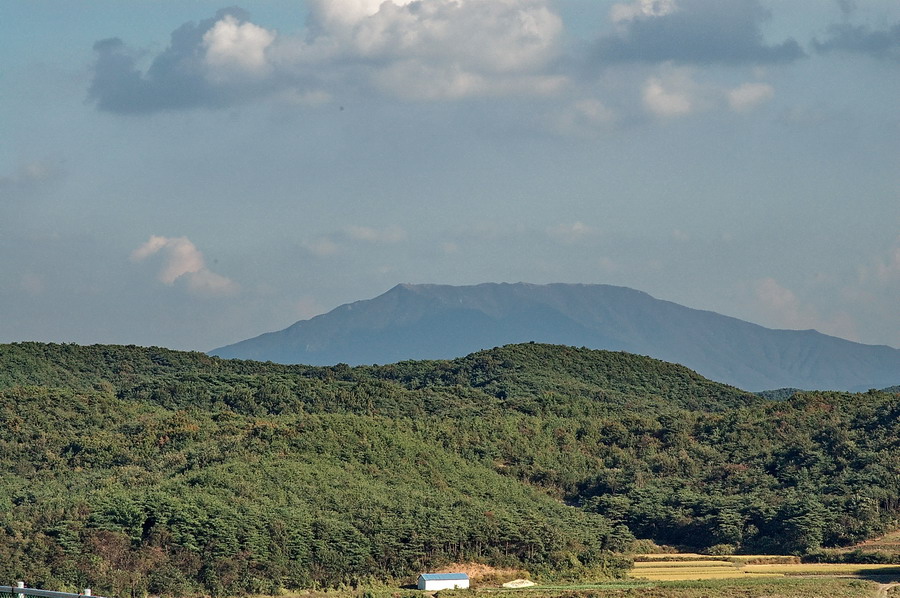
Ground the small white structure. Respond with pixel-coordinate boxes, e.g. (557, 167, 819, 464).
(502, 579, 535, 588)
(417, 573, 470, 591)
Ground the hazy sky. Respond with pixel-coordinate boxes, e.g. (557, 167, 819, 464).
(2, 0, 899, 352)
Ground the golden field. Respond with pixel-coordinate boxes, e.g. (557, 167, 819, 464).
(630, 554, 900, 581)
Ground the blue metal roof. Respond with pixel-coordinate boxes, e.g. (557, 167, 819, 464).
(419, 573, 469, 581)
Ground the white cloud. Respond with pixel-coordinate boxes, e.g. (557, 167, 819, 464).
(304, 237, 341, 257)
(572, 99, 615, 124)
(548, 221, 597, 243)
(671, 229, 691, 242)
(185, 268, 239, 296)
(642, 67, 760, 118)
(753, 277, 858, 340)
(292, 296, 326, 320)
(744, 242, 900, 348)
(0, 159, 64, 194)
(325, 0, 562, 70)
(272, 88, 332, 107)
(552, 98, 616, 136)
(597, 256, 619, 272)
(345, 225, 407, 243)
(874, 244, 900, 283)
(325, 0, 566, 100)
(834, 242, 900, 346)
(727, 82, 774, 112)
(308, 0, 416, 28)
(755, 277, 801, 321)
(17, 161, 59, 183)
(132, 236, 202, 283)
(610, 0, 677, 25)
(642, 74, 694, 116)
(372, 62, 487, 100)
(131, 235, 238, 296)
(203, 14, 276, 80)
(303, 226, 406, 257)
(856, 239, 900, 286)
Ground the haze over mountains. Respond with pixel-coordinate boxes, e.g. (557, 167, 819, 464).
(211, 283, 900, 392)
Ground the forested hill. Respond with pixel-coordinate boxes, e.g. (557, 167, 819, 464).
(1, 342, 898, 597)
(0, 342, 758, 416)
(366, 343, 760, 413)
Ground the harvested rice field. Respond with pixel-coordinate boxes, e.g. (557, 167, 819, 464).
(629, 554, 900, 581)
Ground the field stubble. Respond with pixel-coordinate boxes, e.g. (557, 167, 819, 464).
(630, 553, 900, 581)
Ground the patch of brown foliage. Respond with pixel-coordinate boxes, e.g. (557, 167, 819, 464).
(433, 562, 526, 584)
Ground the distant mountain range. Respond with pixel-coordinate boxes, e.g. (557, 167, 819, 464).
(211, 282, 900, 392)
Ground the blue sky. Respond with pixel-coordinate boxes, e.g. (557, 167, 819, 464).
(2, 0, 898, 352)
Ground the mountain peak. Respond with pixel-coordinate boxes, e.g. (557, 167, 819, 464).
(211, 282, 900, 392)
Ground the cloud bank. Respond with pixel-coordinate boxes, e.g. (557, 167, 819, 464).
(83, 0, 815, 124)
(89, 1, 565, 113)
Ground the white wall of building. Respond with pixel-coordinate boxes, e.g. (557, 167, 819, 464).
(418, 577, 470, 591)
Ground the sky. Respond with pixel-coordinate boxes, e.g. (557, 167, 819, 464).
(2, 0, 899, 353)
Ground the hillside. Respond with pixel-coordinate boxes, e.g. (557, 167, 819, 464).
(211, 283, 900, 392)
(0, 385, 621, 595)
(0, 342, 756, 417)
(366, 343, 760, 413)
(1, 342, 898, 597)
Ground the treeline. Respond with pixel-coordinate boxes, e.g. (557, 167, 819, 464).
(0, 342, 898, 596)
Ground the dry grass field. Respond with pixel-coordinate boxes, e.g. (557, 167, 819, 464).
(629, 553, 900, 582)
(631, 559, 780, 581)
(846, 529, 900, 554)
(744, 563, 900, 576)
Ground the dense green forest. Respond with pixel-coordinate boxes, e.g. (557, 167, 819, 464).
(0, 342, 898, 597)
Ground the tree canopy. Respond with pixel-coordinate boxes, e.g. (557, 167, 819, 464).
(0, 342, 897, 596)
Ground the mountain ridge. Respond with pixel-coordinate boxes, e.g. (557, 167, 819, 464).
(211, 282, 900, 392)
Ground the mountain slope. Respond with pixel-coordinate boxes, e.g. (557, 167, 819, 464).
(211, 283, 900, 392)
